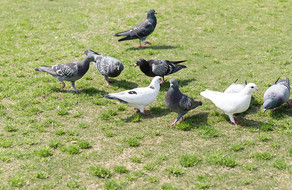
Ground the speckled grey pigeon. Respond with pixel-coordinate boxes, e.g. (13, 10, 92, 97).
(263, 77, 291, 112)
(84, 49, 124, 85)
(114, 9, 157, 48)
(135, 58, 186, 83)
(224, 79, 247, 93)
(34, 55, 94, 93)
(165, 78, 202, 126)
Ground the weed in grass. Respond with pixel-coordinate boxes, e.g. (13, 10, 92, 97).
(0, 138, 13, 148)
(89, 165, 111, 178)
(104, 131, 117, 137)
(36, 171, 49, 179)
(273, 159, 287, 170)
(100, 113, 110, 120)
(161, 183, 179, 190)
(197, 125, 219, 138)
(206, 152, 237, 168)
(230, 143, 244, 152)
(66, 179, 80, 189)
(258, 134, 270, 142)
(57, 109, 69, 116)
(55, 129, 65, 136)
(117, 105, 125, 111)
(250, 152, 273, 160)
(194, 174, 211, 189)
(108, 109, 118, 116)
(48, 139, 62, 149)
(175, 122, 192, 131)
(260, 124, 274, 132)
(4, 125, 18, 132)
(77, 140, 91, 149)
(78, 121, 89, 128)
(73, 111, 82, 118)
(165, 166, 184, 177)
(179, 154, 201, 167)
(130, 156, 142, 163)
(127, 137, 140, 147)
(130, 114, 141, 122)
(61, 145, 80, 155)
(271, 143, 280, 149)
(33, 147, 53, 157)
(148, 176, 160, 183)
(243, 140, 255, 146)
(8, 174, 26, 187)
(67, 130, 79, 136)
(243, 163, 257, 172)
(154, 131, 162, 136)
(288, 147, 292, 156)
(127, 170, 144, 181)
(104, 179, 121, 190)
(242, 179, 253, 185)
(144, 162, 159, 171)
(114, 166, 128, 174)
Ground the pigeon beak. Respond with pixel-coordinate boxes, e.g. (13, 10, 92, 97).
(117, 66, 119, 71)
(263, 109, 267, 113)
(134, 64, 137, 68)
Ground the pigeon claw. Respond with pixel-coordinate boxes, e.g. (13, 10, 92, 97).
(160, 79, 167, 85)
(145, 42, 152, 45)
(61, 81, 66, 89)
(138, 45, 147, 48)
(168, 123, 175, 127)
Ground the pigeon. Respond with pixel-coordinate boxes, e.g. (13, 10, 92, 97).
(134, 58, 186, 83)
(34, 55, 95, 93)
(263, 77, 291, 112)
(165, 78, 202, 126)
(114, 9, 157, 48)
(200, 83, 258, 126)
(105, 76, 162, 115)
(84, 49, 124, 85)
(224, 79, 247, 93)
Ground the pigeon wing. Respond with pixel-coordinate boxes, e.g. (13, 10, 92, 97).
(53, 62, 78, 78)
(130, 19, 155, 38)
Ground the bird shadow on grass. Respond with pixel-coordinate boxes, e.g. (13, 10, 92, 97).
(220, 114, 267, 129)
(160, 78, 196, 92)
(172, 112, 209, 131)
(108, 79, 138, 89)
(51, 87, 107, 96)
(126, 45, 177, 51)
(123, 107, 170, 123)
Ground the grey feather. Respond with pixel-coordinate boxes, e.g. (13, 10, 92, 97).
(34, 55, 94, 92)
(84, 49, 124, 85)
(263, 77, 291, 111)
(165, 78, 202, 126)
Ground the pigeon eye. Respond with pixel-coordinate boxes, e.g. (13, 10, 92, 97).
(251, 86, 254, 88)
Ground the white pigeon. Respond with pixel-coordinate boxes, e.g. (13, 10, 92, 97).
(200, 83, 258, 126)
(224, 79, 247, 93)
(105, 76, 162, 115)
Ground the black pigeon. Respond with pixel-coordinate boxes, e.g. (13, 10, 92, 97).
(263, 77, 291, 112)
(84, 49, 124, 85)
(34, 55, 94, 93)
(165, 78, 202, 126)
(114, 9, 157, 48)
(135, 58, 186, 83)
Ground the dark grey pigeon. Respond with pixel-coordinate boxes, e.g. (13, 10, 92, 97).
(34, 55, 94, 93)
(165, 78, 202, 126)
(263, 77, 291, 112)
(114, 9, 157, 48)
(135, 58, 186, 84)
(84, 49, 124, 85)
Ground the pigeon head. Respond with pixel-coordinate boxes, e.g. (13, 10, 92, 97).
(134, 58, 146, 67)
(242, 83, 258, 94)
(169, 78, 179, 88)
(85, 54, 95, 62)
(147, 9, 157, 16)
(263, 97, 279, 112)
(150, 76, 162, 87)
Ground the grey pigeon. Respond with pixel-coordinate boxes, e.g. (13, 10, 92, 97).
(84, 49, 124, 85)
(114, 9, 157, 48)
(105, 76, 162, 115)
(34, 55, 94, 93)
(224, 79, 247, 93)
(263, 77, 291, 112)
(165, 78, 202, 126)
(135, 58, 186, 83)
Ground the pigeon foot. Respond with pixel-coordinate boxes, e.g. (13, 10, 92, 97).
(287, 102, 292, 109)
(160, 79, 167, 85)
(138, 45, 146, 48)
(145, 42, 152, 45)
(61, 81, 66, 89)
(168, 123, 175, 127)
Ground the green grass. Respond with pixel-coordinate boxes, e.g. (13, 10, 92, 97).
(0, 0, 291, 189)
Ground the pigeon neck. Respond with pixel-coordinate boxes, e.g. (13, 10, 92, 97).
(147, 14, 157, 23)
(139, 60, 152, 75)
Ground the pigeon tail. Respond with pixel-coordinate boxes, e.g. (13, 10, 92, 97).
(169, 60, 187, 65)
(104, 96, 128, 104)
(34, 66, 56, 75)
(115, 30, 131, 37)
(84, 49, 100, 56)
(118, 36, 137, 42)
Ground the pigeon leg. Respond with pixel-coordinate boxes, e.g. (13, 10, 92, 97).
(227, 114, 237, 126)
(71, 81, 80, 93)
(287, 101, 292, 109)
(61, 81, 66, 89)
(168, 115, 181, 127)
(138, 39, 146, 48)
(139, 108, 151, 116)
(104, 76, 110, 86)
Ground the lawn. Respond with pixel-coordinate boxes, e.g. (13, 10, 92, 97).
(0, 0, 291, 189)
